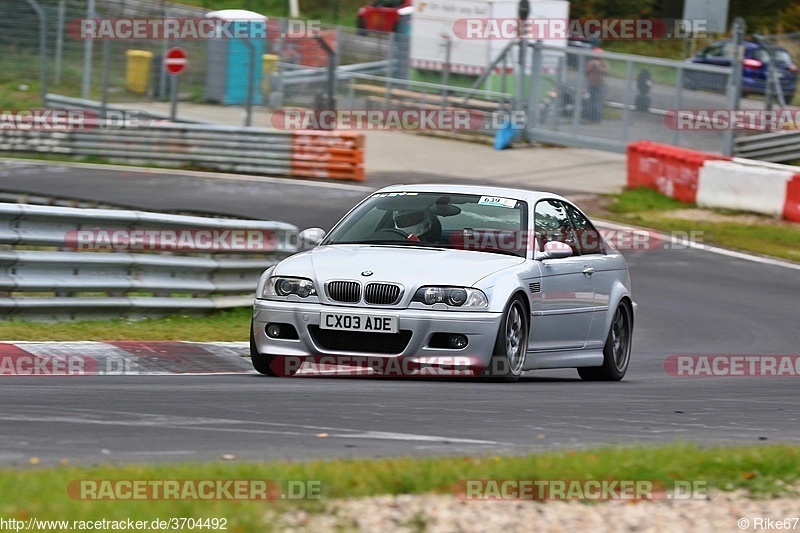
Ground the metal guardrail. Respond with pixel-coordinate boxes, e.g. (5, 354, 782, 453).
(0, 107, 366, 181)
(734, 130, 800, 163)
(0, 203, 299, 320)
(44, 94, 206, 124)
(280, 60, 391, 86)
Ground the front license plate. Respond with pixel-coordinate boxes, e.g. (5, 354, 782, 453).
(320, 312, 398, 333)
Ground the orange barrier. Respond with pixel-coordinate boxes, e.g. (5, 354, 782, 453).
(266, 20, 336, 68)
(784, 174, 800, 223)
(627, 141, 730, 203)
(290, 130, 365, 181)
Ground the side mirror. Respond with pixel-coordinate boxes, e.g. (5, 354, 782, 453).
(298, 227, 325, 249)
(535, 241, 573, 261)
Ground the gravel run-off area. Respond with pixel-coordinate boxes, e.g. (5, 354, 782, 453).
(274, 492, 800, 532)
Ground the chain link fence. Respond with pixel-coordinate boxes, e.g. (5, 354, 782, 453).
(525, 43, 734, 154)
(6, 1, 795, 157)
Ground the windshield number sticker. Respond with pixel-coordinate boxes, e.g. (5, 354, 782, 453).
(478, 196, 517, 209)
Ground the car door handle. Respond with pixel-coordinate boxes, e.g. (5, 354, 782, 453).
(583, 266, 595, 275)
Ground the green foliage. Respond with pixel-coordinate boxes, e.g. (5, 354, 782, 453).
(0, 308, 252, 341)
(570, 0, 660, 19)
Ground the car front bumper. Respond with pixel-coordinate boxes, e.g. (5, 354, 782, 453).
(252, 299, 503, 366)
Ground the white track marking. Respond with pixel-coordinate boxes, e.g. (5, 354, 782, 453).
(0, 410, 500, 445)
(327, 431, 498, 444)
(596, 219, 800, 272)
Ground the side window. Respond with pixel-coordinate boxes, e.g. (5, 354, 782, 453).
(534, 200, 579, 255)
(565, 203, 603, 255)
(704, 43, 724, 58)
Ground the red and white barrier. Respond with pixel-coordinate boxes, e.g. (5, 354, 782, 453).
(627, 141, 730, 204)
(785, 174, 800, 222)
(627, 141, 800, 223)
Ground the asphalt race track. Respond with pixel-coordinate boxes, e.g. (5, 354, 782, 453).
(1, 162, 800, 464)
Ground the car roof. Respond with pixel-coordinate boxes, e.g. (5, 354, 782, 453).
(374, 183, 570, 204)
(714, 39, 766, 50)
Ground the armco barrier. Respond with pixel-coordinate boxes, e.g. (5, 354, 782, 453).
(628, 141, 800, 222)
(0, 122, 365, 182)
(627, 141, 731, 204)
(0, 203, 299, 321)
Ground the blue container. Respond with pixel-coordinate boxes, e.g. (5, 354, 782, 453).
(205, 16, 266, 105)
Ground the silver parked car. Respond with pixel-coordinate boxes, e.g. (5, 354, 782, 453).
(251, 184, 635, 382)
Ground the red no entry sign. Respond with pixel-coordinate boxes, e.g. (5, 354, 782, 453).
(164, 47, 187, 75)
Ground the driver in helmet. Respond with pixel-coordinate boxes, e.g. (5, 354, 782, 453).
(393, 208, 435, 242)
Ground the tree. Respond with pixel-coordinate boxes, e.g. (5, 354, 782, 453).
(570, 0, 660, 19)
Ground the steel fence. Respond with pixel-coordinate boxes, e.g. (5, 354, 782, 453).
(5, 1, 793, 157)
(0, 202, 299, 320)
(521, 43, 735, 154)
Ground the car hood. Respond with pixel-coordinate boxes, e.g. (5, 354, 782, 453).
(276, 244, 525, 288)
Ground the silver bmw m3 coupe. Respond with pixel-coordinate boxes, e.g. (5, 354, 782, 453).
(251, 184, 635, 382)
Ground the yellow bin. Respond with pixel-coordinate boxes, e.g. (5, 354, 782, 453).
(125, 50, 154, 94)
(262, 54, 279, 94)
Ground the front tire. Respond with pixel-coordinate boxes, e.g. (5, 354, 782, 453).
(578, 302, 632, 381)
(250, 321, 276, 375)
(250, 320, 301, 376)
(484, 297, 528, 382)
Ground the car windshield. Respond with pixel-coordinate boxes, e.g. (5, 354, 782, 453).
(324, 192, 529, 258)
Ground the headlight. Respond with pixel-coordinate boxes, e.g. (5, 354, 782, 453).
(412, 286, 488, 308)
(262, 276, 316, 299)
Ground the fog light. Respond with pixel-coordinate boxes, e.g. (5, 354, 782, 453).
(266, 323, 281, 338)
(448, 334, 468, 349)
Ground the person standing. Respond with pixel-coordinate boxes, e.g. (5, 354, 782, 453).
(584, 48, 608, 123)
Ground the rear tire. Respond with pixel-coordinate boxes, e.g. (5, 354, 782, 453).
(578, 302, 632, 381)
(484, 297, 528, 383)
(356, 17, 367, 36)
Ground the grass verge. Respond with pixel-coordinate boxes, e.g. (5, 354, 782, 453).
(0, 445, 798, 531)
(0, 308, 251, 342)
(594, 188, 800, 262)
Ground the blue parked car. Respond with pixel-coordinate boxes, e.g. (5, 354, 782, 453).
(683, 40, 797, 102)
